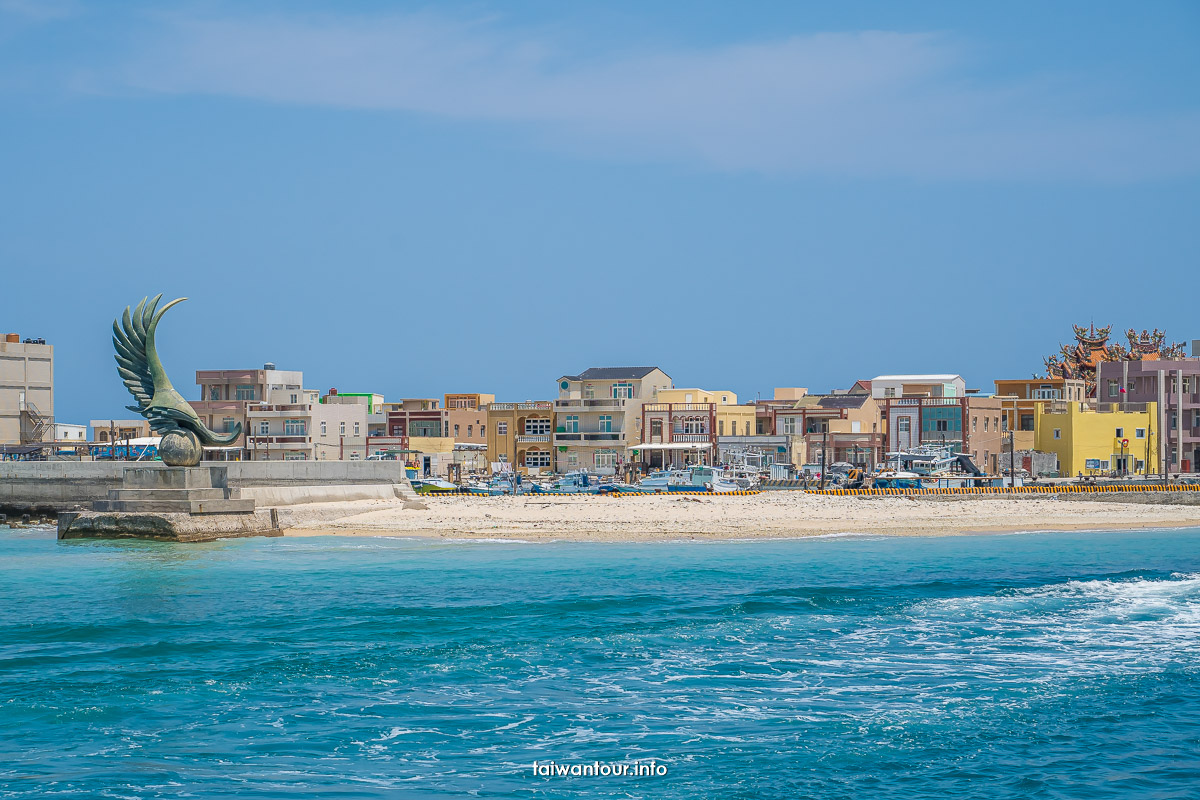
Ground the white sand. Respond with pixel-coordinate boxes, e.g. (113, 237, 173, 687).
(277, 492, 1200, 542)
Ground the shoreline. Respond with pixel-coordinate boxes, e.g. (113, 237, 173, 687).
(276, 493, 1200, 543)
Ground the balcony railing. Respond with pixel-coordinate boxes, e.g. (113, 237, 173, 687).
(490, 402, 554, 411)
(516, 434, 551, 443)
(247, 435, 310, 446)
(555, 398, 628, 409)
(644, 403, 714, 413)
(669, 433, 711, 443)
(248, 403, 313, 414)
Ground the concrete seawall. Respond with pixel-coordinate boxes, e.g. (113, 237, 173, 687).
(1, 461, 411, 513)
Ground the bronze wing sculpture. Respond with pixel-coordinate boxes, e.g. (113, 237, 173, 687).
(114, 294, 242, 466)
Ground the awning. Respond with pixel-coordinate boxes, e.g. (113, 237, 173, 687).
(629, 442, 712, 451)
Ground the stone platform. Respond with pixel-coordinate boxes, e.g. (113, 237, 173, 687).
(38, 461, 416, 542)
(90, 466, 256, 514)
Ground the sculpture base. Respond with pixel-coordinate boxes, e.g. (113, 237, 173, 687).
(57, 509, 281, 542)
(59, 466, 261, 541)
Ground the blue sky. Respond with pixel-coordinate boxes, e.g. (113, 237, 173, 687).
(2, 1, 1197, 424)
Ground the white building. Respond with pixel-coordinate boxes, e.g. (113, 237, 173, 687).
(245, 390, 369, 461)
(53, 423, 88, 442)
(869, 374, 966, 400)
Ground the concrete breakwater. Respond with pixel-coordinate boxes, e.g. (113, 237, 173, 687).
(1, 461, 413, 516)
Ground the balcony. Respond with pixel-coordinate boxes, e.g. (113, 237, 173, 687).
(644, 403, 714, 413)
(247, 404, 314, 416)
(516, 434, 551, 443)
(555, 398, 628, 410)
(247, 435, 311, 449)
(554, 431, 624, 443)
(490, 402, 554, 411)
(668, 433, 712, 443)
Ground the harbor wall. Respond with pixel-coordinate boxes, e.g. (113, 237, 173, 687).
(0, 461, 408, 512)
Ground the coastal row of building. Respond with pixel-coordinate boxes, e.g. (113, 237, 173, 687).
(4, 326, 1200, 478)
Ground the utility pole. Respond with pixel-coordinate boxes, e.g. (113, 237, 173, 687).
(1008, 429, 1016, 488)
(819, 424, 828, 490)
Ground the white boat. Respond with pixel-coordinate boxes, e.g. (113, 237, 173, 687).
(638, 466, 740, 493)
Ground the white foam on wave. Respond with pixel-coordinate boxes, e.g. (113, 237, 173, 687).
(902, 572, 1200, 677)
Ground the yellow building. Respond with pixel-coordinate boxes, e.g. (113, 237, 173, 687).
(1034, 400, 1157, 476)
(485, 402, 555, 474)
(654, 389, 758, 438)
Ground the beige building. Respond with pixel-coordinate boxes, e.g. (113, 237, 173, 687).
(638, 388, 758, 468)
(90, 419, 153, 443)
(192, 364, 305, 453)
(445, 393, 495, 410)
(486, 402, 555, 473)
(245, 390, 369, 461)
(553, 367, 672, 473)
(0, 333, 53, 446)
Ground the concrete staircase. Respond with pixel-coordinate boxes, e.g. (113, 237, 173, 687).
(92, 466, 255, 515)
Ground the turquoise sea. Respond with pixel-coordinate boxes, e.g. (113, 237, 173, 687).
(2, 526, 1199, 799)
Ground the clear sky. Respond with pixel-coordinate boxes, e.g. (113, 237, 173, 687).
(2, 1, 1197, 425)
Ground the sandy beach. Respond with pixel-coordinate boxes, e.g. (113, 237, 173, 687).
(277, 492, 1200, 542)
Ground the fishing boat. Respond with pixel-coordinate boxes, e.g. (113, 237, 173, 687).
(464, 475, 530, 496)
(531, 470, 606, 494)
(412, 478, 460, 495)
(638, 466, 740, 493)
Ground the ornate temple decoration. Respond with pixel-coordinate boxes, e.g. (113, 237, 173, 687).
(1042, 323, 1186, 397)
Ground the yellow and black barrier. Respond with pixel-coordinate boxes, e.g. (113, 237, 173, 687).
(808, 484, 1199, 496)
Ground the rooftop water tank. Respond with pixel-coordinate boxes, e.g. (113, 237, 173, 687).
(4, 333, 18, 343)
(264, 362, 276, 370)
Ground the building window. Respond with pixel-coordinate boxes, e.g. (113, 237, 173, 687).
(984, 417, 989, 432)
(497, 421, 508, 436)
(467, 425, 473, 438)
(321, 421, 327, 436)
(563, 415, 579, 433)
(1171, 412, 1178, 429)
(349, 451, 361, 460)
(1171, 446, 1178, 464)
(525, 418, 551, 436)
(339, 421, 346, 436)
(594, 450, 617, 468)
(454, 424, 460, 437)
(353, 422, 360, 436)
(936, 420, 949, 432)
(222, 417, 237, 433)
(284, 419, 306, 436)
(1115, 427, 1124, 439)
(481, 424, 486, 437)
(1053, 428, 1061, 440)
(1135, 428, 1146, 439)
(524, 450, 551, 468)
(1107, 380, 1120, 398)
(612, 382, 634, 399)
(567, 453, 578, 467)
(898, 417, 911, 433)
(599, 415, 613, 433)
(209, 386, 220, 401)
(884, 387, 896, 398)
(783, 417, 796, 435)
(444, 421, 450, 437)
(236, 385, 256, 401)
(290, 393, 298, 403)
(259, 421, 269, 435)
(972, 417, 977, 433)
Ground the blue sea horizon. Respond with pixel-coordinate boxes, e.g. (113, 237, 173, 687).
(2, 526, 1198, 799)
